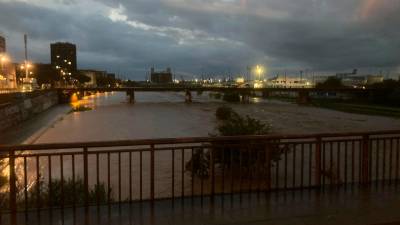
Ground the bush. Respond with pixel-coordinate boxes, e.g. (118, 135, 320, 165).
(216, 112, 270, 136)
(20, 177, 112, 208)
(223, 92, 241, 102)
(316, 77, 344, 89)
(70, 105, 92, 113)
(367, 79, 400, 107)
(209, 92, 222, 100)
(215, 106, 234, 121)
(185, 148, 210, 179)
(186, 108, 285, 178)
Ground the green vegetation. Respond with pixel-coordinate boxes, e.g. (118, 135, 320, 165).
(215, 106, 234, 120)
(0, 176, 111, 210)
(367, 79, 400, 107)
(23, 177, 110, 207)
(316, 76, 344, 89)
(222, 92, 241, 102)
(215, 110, 271, 136)
(312, 100, 400, 118)
(72, 71, 91, 84)
(209, 92, 222, 100)
(187, 107, 286, 178)
(70, 105, 92, 113)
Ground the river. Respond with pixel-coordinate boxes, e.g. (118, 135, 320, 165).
(3, 91, 400, 202)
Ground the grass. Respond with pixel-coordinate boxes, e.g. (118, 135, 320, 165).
(267, 96, 400, 118)
(312, 100, 400, 118)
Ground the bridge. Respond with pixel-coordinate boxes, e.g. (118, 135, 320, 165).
(58, 86, 372, 104)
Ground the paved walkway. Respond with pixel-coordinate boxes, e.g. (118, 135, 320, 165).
(3, 183, 400, 225)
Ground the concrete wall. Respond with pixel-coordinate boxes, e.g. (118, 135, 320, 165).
(0, 91, 59, 132)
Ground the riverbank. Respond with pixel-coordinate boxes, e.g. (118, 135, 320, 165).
(0, 104, 71, 145)
(269, 96, 400, 118)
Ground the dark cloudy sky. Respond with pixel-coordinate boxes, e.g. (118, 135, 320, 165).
(0, 0, 399, 80)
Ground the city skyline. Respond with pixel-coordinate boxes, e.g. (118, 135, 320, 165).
(0, 0, 399, 79)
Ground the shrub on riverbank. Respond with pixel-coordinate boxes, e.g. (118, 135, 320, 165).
(209, 92, 222, 100)
(0, 177, 111, 210)
(70, 105, 92, 113)
(186, 107, 286, 178)
(222, 92, 241, 102)
(23, 177, 110, 207)
(215, 106, 234, 121)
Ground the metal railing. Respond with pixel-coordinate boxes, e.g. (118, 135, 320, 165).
(1, 130, 400, 221)
(0, 89, 19, 94)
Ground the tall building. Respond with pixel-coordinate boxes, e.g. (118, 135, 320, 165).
(50, 42, 77, 77)
(0, 35, 5, 53)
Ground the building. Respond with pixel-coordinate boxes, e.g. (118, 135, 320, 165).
(50, 42, 77, 78)
(150, 67, 173, 83)
(79, 69, 103, 87)
(0, 35, 5, 53)
(0, 63, 16, 89)
(15, 63, 58, 88)
(0, 36, 17, 89)
(268, 75, 312, 88)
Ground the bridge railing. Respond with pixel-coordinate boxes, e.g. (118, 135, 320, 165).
(1, 130, 400, 217)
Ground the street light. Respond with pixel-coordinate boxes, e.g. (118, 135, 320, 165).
(0, 54, 10, 87)
(255, 65, 264, 81)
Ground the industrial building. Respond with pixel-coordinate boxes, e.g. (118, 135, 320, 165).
(150, 67, 173, 84)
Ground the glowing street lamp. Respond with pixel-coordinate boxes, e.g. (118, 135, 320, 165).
(0, 54, 10, 79)
(254, 65, 264, 81)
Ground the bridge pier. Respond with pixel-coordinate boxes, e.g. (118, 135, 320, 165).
(185, 90, 192, 103)
(241, 93, 250, 103)
(127, 90, 135, 103)
(262, 91, 270, 98)
(297, 90, 310, 104)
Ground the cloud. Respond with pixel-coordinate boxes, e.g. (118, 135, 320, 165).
(0, 0, 399, 79)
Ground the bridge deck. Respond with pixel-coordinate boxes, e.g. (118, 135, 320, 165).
(58, 86, 371, 93)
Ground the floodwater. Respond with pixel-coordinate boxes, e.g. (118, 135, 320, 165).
(5, 92, 400, 202)
(24, 91, 400, 144)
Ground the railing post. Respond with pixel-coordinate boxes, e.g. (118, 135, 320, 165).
(150, 144, 155, 204)
(83, 147, 89, 208)
(210, 147, 215, 201)
(9, 150, 17, 225)
(315, 137, 322, 187)
(265, 144, 271, 191)
(362, 135, 370, 184)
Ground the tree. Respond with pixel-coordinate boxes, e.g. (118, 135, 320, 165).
(72, 71, 91, 84)
(34, 64, 61, 87)
(367, 79, 400, 106)
(316, 76, 344, 89)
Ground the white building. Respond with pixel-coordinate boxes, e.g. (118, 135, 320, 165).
(267, 75, 313, 88)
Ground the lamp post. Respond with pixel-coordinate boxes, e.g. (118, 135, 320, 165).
(255, 65, 264, 81)
(0, 54, 9, 88)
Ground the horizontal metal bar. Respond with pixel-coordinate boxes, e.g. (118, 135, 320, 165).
(2, 130, 400, 152)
